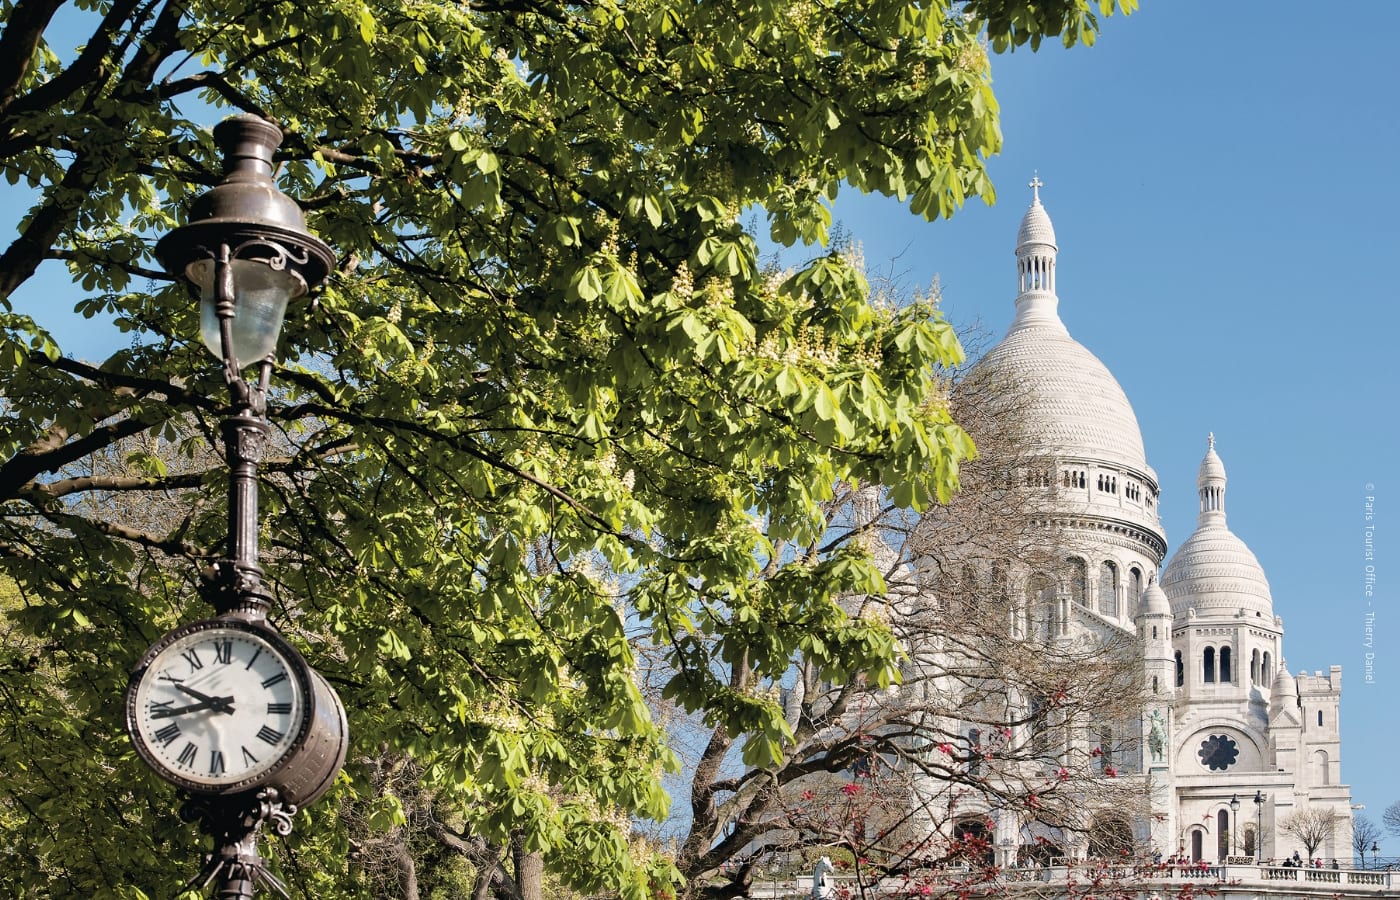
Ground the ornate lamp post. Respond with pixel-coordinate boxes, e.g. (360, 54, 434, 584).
(1371, 841, 1380, 870)
(126, 115, 348, 899)
(1253, 791, 1265, 861)
(1229, 794, 1240, 858)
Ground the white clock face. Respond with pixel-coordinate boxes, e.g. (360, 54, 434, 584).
(131, 624, 305, 788)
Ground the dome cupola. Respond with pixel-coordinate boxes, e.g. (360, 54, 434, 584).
(1162, 436, 1273, 620)
(967, 179, 1160, 492)
(1012, 175, 1062, 330)
(1138, 575, 1172, 619)
(1270, 659, 1298, 707)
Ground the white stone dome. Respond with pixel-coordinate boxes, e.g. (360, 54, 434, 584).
(1161, 437, 1273, 619)
(1017, 200, 1057, 248)
(1138, 577, 1171, 619)
(957, 183, 1164, 559)
(968, 186, 1153, 476)
(973, 327, 1152, 475)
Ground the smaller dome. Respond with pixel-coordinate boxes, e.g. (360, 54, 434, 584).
(1198, 433, 1226, 486)
(1162, 437, 1273, 619)
(1138, 577, 1171, 618)
(1017, 176, 1057, 250)
(1271, 659, 1298, 706)
(1017, 200, 1057, 249)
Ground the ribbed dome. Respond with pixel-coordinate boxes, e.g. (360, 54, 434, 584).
(1162, 527, 1273, 617)
(1199, 440, 1226, 484)
(1161, 437, 1273, 619)
(1018, 201, 1057, 248)
(1138, 577, 1171, 618)
(1270, 660, 1297, 705)
(974, 328, 1152, 474)
(969, 183, 1153, 476)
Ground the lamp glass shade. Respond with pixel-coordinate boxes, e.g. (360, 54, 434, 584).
(188, 258, 304, 365)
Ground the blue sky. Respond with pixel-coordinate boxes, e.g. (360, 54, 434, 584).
(818, 1, 1400, 832)
(11, 0, 1398, 848)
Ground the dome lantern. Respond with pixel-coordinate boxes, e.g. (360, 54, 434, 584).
(1198, 432, 1227, 524)
(1012, 176, 1062, 330)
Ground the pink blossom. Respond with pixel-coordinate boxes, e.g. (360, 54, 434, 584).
(841, 782, 863, 796)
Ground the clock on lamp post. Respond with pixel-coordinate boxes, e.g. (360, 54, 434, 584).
(126, 114, 347, 900)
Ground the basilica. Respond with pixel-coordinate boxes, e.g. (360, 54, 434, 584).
(939, 183, 1355, 866)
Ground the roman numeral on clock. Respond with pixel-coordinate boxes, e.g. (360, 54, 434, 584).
(212, 640, 232, 665)
(242, 746, 259, 766)
(154, 722, 180, 746)
(177, 742, 197, 767)
(267, 702, 292, 715)
(209, 750, 225, 776)
(181, 648, 204, 671)
(256, 725, 284, 745)
(260, 672, 287, 689)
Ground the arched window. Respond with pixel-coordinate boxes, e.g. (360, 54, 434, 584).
(1318, 709, 1323, 727)
(1175, 650, 1184, 687)
(1028, 574, 1055, 641)
(960, 564, 979, 595)
(1087, 816, 1135, 860)
(1243, 825, 1257, 857)
(1152, 675, 1159, 694)
(1129, 567, 1143, 606)
(1220, 646, 1232, 683)
(953, 819, 995, 866)
(1204, 647, 1216, 683)
(1217, 810, 1230, 861)
(1251, 649, 1260, 685)
(1068, 558, 1087, 607)
(1191, 829, 1204, 862)
(1098, 561, 1119, 617)
(1029, 694, 1048, 754)
(1097, 725, 1114, 774)
(1314, 749, 1330, 785)
(1262, 651, 1272, 686)
(967, 728, 982, 776)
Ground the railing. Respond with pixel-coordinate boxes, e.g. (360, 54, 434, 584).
(777, 864, 1396, 899)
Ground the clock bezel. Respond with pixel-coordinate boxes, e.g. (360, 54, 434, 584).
(126, 617, 316, 797)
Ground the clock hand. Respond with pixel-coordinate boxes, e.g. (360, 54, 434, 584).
(172, 683, 236, 714)
(149, 698, 239, 718)
(174, 683, 222, 703)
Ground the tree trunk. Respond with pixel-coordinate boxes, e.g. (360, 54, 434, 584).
(513, 833, 544, 900)
(392, 841, 419, 900)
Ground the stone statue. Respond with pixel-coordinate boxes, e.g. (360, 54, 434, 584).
(1148, 709, 1167, 763)
(811, 856, 833, 899)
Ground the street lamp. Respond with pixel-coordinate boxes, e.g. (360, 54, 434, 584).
(1253, 791, 1265, 861)
(1371, 841, 1381, 870)
(1229, 794, 1240, 858)
(125, 115, 347, 899)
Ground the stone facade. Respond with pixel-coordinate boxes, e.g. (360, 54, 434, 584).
(930, 185, 1354, 866)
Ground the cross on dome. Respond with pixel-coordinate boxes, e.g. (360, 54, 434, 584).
(1029, 173, 1043, 203)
